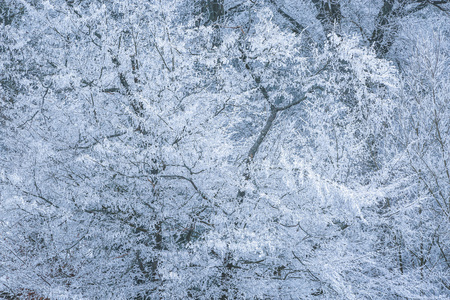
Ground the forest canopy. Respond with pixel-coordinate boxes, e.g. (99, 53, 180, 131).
(0, 0, 449, 299)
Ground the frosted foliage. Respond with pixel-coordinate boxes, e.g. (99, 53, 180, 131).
(0, 0, 449, 299)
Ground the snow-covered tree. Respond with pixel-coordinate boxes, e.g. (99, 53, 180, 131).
(0, 0, 448, 299)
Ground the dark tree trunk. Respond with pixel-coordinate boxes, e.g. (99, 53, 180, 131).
(370, 0, 397, 57)
(208, 0, 224, 22)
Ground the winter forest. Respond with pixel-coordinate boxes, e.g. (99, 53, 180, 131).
(0, 0, 449, 299)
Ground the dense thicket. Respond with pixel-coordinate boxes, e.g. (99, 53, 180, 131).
(0, 1, 449, 299)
